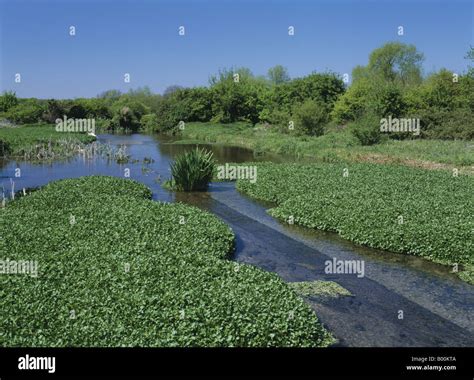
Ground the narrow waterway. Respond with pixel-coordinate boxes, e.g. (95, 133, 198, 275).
(1, 133, 473, 347)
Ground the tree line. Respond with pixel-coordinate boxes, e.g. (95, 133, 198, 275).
(1, 42, 472, 144)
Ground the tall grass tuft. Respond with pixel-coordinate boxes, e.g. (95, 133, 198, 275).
(170, 147, 215, 191)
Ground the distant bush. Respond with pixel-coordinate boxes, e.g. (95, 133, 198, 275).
(405, 70, 474, 140)
(210, 68, 268, 124)
(42, 99, 65, 124)
(331, 80, 371, 124)
(266, 109, 292, 133)
(171, 148, 216, 191)
(293, 100, 329, 136)
(66, 104, 88, 119)
(170, 87, 213, 122)
(4, 99, 45, 124)
(369, 83, 406, 118)
(140, 113, 159, 132)
(349, 113, 382, 145)
(108, 99, 150, 132)
(425, 108, 474, 140)
(0, 91, 18, 113)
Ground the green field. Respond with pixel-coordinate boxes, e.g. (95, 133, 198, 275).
(0, 176, 333, 347)
(0, 124, 95, 159)
(236, 163, 474, 284)
(175, 122, 474, 172)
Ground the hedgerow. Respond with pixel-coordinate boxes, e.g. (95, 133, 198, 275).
(0, 176, 332, 347)
(236, 163, 474, 283)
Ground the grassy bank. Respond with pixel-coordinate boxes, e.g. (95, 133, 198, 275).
(236, 163, 474, 284)
(175, 122, 474, 172)
(0, 124, 95, 160)
(0, 176, 333, 347)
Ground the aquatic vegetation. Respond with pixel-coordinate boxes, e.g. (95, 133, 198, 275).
(236, 163, 474, 283)
(0, 176, 332, 347)
(289, 281, 353, 299)
(0, 124, 95, 160)
(170, 147, 216, 191)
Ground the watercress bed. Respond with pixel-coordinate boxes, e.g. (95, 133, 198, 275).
(0, 176, 333, 347)
(236, 162, 474, 284)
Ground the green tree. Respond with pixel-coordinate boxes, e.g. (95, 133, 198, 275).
(209, 68, 269, 124)
(268, 65, 290, 84)
(0, 91, 18, 113)
(97, 89, 122, 100)
(365, 42, 424, 86)
(466, 46, 474, 77)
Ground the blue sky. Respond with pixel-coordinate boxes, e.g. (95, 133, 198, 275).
(0, 0, 472, 98)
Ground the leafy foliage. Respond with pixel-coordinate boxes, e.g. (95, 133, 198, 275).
(267, 65, 290, 85)
(349, 113, 383, 145)
(170, 148, 216, 191)
(4, 99, 45, 124)
(140, 113, 159, 132)
(293, 99, 329, 136)
(237, 163, 474, 283)
(0, 176, 332, 347)
(0, 91, 19, 112)
(365, 42, 424, 86)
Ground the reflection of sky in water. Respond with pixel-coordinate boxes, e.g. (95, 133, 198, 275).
(0, 133, 277, 202)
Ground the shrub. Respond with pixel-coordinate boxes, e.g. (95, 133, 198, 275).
(426, 108, 474, 140)
(66, 104, 88, 119)
(0, 91, 18, 113)
(331, 80, 371, 124)
(108, 99, 150, 132)
(266, 109, 292, 133)
(349, 113, 382, 145)
(369, 83, 406, 118)
(293, 100, 329, 136)
(140, 113, 159, 132)
(270, 73, 345, 114)
(4, 100, 45, 124)
(209, 68, 269, 124)
(171, 148, 216, 191)
(42, 99, 65, 124)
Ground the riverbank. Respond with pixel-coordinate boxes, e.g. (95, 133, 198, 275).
(175, 122, 474, 174)
(0, 124, 95, 160)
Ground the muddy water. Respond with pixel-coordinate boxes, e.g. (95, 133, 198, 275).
(1, 133, 473, 347)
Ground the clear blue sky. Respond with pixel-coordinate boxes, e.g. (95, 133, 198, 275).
(0, 0, 472, 99)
